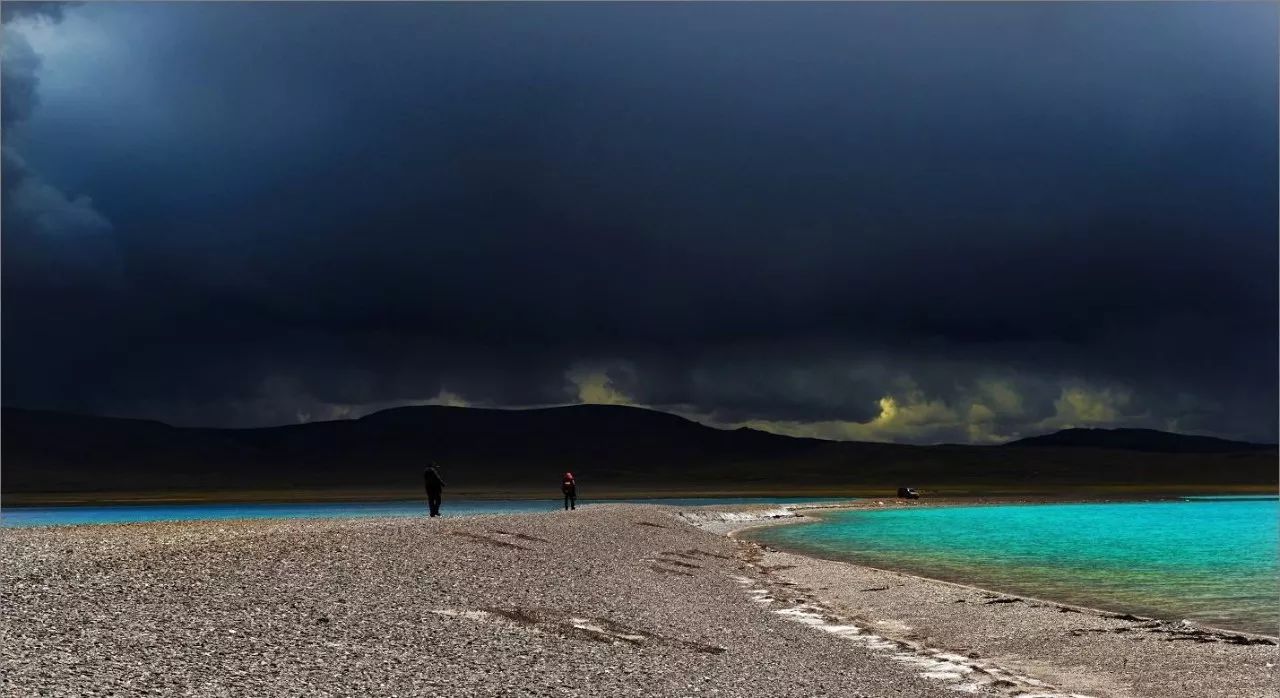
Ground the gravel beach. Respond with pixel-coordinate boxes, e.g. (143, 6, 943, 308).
(3, 503, 1275, 697)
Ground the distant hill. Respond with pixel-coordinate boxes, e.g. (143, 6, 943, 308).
(1006, 428, 1276, 453)
(2, 406, 1275, 499)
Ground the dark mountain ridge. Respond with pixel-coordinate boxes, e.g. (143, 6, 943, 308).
(2, 405, 1274, 497)
(1006, 427, 1274, 453)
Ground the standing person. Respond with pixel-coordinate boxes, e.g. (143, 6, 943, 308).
(424, 462, 445, 517)
(561, 471, 577, 511)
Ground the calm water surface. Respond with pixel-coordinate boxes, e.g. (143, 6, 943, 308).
(751, 498, 1278, 635)
(0, 496, 837, 528)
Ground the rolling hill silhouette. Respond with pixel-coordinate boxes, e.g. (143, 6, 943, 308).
(1006, 428, 1275, 453)
(2, 405, 1274, 499)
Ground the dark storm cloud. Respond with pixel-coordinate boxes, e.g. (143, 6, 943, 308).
(1, 2, 68, 24)
(0, 26, 39, 128)
(2, 1, 116, 299)
(2, 2, 1276, 440)
(1, 2, 74, 126)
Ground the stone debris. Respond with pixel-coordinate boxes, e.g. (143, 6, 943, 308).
(2, 505, 958, 697)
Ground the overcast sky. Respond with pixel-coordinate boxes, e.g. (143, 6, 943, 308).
(2, 1, 1276, 443)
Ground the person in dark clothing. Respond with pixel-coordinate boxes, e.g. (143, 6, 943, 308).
(424, 463, 445, 517)
(561, 471, 577, 511)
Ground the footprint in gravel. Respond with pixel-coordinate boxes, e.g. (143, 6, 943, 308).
(687, 549, 733, 560)
(649, 563, 695, 577)
(490, 530, 550, 544)
(566, 617, 727, 654)
(563, 616, 725, 654)
(452, 532, 529, 551)
(436, 607, 727, 654)
(656, 556, 702, 570)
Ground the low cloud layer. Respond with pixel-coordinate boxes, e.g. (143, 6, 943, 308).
(2, 3, 1276, 443)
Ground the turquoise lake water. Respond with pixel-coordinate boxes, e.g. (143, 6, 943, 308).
(0, 496, 836, 528)
(751, 498, 1279, 635)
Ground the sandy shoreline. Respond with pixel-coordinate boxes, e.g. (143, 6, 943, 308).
(2, 503, 1275, 697)
(696, 502, 1277, 697)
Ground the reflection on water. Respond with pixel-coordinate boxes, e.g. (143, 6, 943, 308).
(751, 499, 1278, 635)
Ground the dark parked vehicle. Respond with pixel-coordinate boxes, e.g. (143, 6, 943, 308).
(896, 487, 920, 499)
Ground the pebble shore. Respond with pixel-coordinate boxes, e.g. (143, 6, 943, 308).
(713, 505, 1277, 698)
(2, 503, 1275, 697)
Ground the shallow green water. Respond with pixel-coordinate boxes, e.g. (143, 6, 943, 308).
(752, 499, 1278, 635)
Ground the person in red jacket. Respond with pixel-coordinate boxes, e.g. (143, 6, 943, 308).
(561, 472, 577, 511)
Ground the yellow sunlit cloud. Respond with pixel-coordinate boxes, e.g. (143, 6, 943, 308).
(565, 365, 634, 405)
(425, 389, 470, 408)
(1043, 386, 1132, 429)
